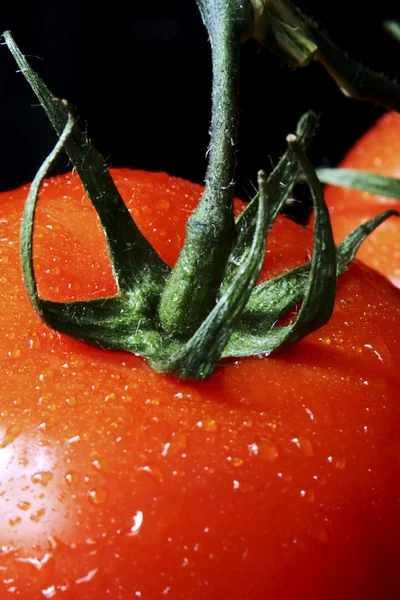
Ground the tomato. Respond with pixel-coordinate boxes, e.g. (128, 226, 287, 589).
(1, 168, 400, 599)
(324, 111, 400, 287)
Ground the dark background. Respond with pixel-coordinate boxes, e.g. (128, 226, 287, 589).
(0, 0, 399, 209)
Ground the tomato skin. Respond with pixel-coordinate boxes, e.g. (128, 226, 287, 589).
(1, 169, 400, 599)
(324, 111, 400, 287)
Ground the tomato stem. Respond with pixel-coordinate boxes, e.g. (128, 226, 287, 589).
(158, 0, 253, 338)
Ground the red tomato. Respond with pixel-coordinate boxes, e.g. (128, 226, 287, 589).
(1, 168, 400, 599)
(324, 111, 400, 287)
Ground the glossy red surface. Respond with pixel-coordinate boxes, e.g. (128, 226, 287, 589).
(1, 169, 400, 599)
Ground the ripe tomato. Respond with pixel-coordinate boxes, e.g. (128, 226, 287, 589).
(324, 111, 400, 287)
(1, 168, 400, 599)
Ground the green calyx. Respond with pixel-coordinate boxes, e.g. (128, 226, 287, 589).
(317, 168, 400, 201)
(3, 1, 399, 381)
(249, 0, 400, 112)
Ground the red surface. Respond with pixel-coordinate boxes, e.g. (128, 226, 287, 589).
(1, 169, 400, 599)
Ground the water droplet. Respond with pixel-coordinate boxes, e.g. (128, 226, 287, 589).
(17, 501, 31, 511)
(127, 510, 144, 536)
(75, 568, 98, 585)
(300, 489, 315, 503)
(38, 416, 58, 431)
(42, 585, 57, 599)
(139, 464, 164, 483)
(298, 437, 314, 457)
(232, 457, 244, 468)
(257, 439, 279, 462)
(0, 424, 21, 448)
(65, 396, 77, 406)
(9, 516, 22, 527)
(7, 348, 20, 359)
(165, 432, 187, 456)
(65, 471, 80, 486)
(88, 488, 108, 505)
(202, 418, 218, 432)
(334, 455, 346, 470)
(248, 442, 259, 456)
(31, 471, 53, 486)
(145, 397, 159, 406)
(30, 508, 46, 523)
(291, 436, 313, 457)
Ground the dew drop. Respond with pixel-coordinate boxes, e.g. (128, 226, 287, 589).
(42, 585, 57, 599)
(65, 396, 77, 407)
(88, 488, 108, 505)
(334, 455, 346, 470)
(248, 442, 259, 456)
(38, 416, 58, 431)
(146, 398, 160, 406)
(139, 464, 164, 483)
(65, 471, 80, 486)
(232, 457, 244, 468)
(17, 501, 31, 511)
(127, 510, 144, 536)
(300, 489, 315, 503)
(166, 432, 187, 456)
(257, 439, 279, 463)
(291, 436, 314, 457)
(0, 424, 21, 448)
(31, 471, 53, 487)
(203, 418, 218, 432)
(298, 437, 314, 457)
(9, 516, 22, 527)
(30, 508, 46, 523)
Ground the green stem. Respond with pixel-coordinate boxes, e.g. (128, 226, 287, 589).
(250, 0, 400, 112)
(158, 0, 253, 338)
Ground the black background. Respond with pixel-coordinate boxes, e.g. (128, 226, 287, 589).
(0, 0, 399, 210)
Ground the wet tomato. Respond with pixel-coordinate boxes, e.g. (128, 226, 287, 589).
(1, 169, 400, 599)
(324, 111, 400, 287)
